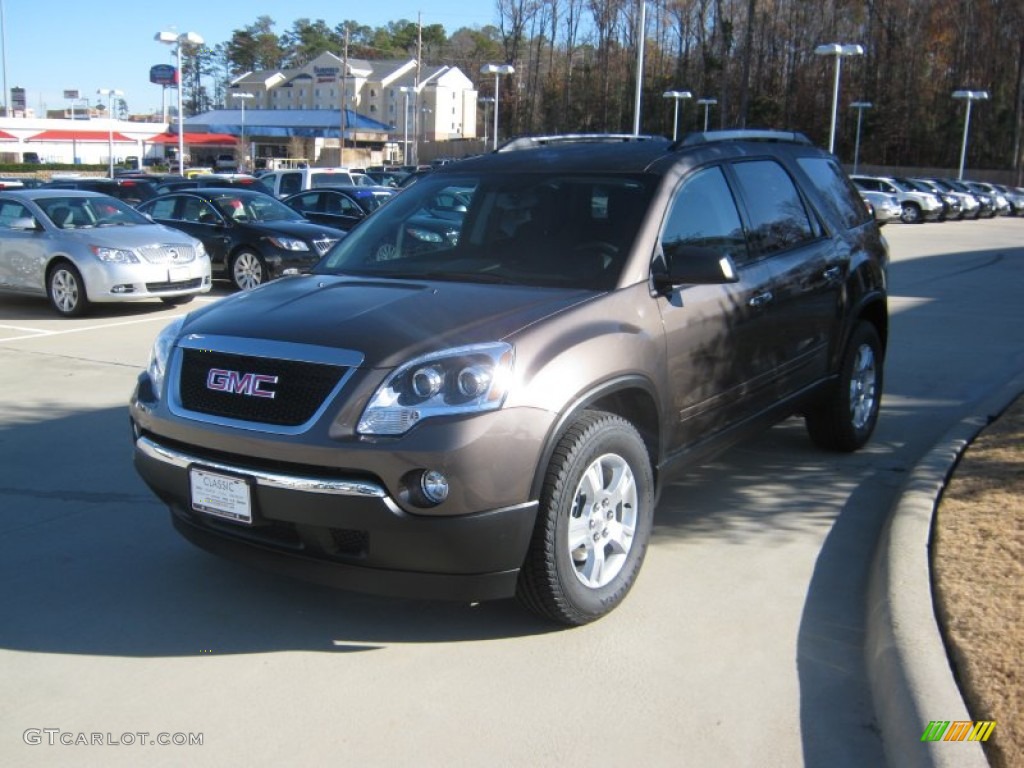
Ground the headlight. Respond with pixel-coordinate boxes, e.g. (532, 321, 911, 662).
(146, 316, 184, 400)
(90, 245, 139, 263)
(358, 342, 514, 435)
(405, 227, 443, 243)
(266, 236, 309, 251)
(194, 240, 208, 259)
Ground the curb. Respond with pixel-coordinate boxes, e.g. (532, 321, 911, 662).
(866, 372, 1024, 768)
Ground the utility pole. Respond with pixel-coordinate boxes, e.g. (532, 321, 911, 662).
(341, 26, 349, 166)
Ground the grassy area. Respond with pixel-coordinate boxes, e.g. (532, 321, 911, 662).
(932, 394, 1023, 768)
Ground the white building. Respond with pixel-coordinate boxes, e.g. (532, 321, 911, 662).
(230, 53, 478, 142)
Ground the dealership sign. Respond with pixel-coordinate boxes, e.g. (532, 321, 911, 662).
(149, 64, 179, 86)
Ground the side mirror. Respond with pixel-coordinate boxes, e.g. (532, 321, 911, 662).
(653, 246, 740, 293)
(10, 217, 39, 231)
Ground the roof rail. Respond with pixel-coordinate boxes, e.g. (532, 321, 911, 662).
(676, 129, 813, 148)
(496, 133, 668, 152)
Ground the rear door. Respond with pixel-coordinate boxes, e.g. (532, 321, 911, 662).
(726, 157, 845, 400)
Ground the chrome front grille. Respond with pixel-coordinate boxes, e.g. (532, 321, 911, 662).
(138, 244, 197, 265)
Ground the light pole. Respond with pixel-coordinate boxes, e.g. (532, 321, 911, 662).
(97, 88, 123, 177)
(156, 30, 204, 176)
(399, 86, 416, 166)
(661, 90, 692, 141)
(478, 96, 494, 149)
(952, 90, 989, 180)
(850, 101, 872, 175)
(480, 64, 514, 150)
(230, 91, 254, 171)
(697, 97, 717, 131)
(814, 43, 864, 154)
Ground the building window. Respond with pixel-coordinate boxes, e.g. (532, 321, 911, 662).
(370, 105, 377, 113)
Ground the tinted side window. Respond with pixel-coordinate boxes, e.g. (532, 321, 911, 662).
(661, 166, 749, 266)
(797, 157, 871, 230)
(731, 160, 815, 256)
(279, 173, 301, 196)
(0, 201, 30, 228)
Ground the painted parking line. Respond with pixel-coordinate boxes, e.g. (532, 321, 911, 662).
(0, 294, 224, 343)
(0, 313, 188, 343)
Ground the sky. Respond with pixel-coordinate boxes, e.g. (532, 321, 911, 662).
(1, 1, 500, 116)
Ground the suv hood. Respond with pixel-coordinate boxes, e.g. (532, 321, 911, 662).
(181, 274, 595, 369)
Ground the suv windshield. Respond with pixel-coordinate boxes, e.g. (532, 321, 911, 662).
(315, 173, 654, 290)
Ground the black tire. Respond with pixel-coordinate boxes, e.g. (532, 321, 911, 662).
(900, 202, 923, 224)
(230, 249, 266, 291)
(516, 410, 654, 626)
(160, 295, 195, 306)
(805, 322, 883, 452)
(47, 261, 90, 317)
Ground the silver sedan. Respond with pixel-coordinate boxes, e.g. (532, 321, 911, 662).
(0, 188, 211, 316)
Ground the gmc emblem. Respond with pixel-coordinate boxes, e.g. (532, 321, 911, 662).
(206, 368, 279, 399)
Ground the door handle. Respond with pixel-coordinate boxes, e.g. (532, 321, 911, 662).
(821, 266, 843, 284)
(748, 291, 774, 309)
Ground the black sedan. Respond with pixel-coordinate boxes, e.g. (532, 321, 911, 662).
(137, 189, 346, 290)
(282, 186, 396, 231)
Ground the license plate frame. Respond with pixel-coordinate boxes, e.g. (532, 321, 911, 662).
(189, 466, 253, 524)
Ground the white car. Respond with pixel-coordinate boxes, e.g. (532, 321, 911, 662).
(851, 174, 944, 224)
(858, 189, 902, 225)
(0, 189, 211, 316)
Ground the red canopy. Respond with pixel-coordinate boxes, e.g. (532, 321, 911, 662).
(28, 129, 137, 142)
(0, 130, 15, 140)
(146, 132, 237, 146)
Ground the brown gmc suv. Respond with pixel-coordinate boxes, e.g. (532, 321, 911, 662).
(130, 131, 889, 625)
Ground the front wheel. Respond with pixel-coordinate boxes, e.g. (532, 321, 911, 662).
(231, 250, 266, 291)
(805, 322, 883, 452)
(900, 202, 923, 224)
(47, 262, 90, 317)
(517, 411, 654, 626)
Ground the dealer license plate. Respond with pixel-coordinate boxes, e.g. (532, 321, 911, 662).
(190, 467, 252, 524)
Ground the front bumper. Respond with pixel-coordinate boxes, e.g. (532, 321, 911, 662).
(133, 433, 538, 602)
(81, 258, 212, 302)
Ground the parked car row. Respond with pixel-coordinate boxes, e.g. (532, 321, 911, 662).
(852, 173, 1024, 223)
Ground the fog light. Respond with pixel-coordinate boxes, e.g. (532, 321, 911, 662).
(111, 284, 135, 294)
(420, 470, 449, 503)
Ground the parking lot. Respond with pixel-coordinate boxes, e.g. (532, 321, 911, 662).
(1, 217, 1022, 767)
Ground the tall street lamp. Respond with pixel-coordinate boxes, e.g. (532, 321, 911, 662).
(399, 86, 416, 166)
(97, 87, 123, 177)
(480, 64, 514, 150)
(850, 101, 872, 175)
(952, 90, 989, 180)
(814, 43, 864, 154)
(697, 97, 717, 131)
(155, 30, 204, 176)
(230, 91, 254, 171)
(661, 90, 692, 141)
(478, 96, 494, 148)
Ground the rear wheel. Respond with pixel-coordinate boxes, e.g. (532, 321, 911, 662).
(517, 411, 654, 626)
(805, 322, 883, 452)
(47, 262, 90, 317)
(231, 250, 266, 291)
